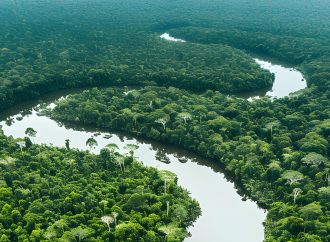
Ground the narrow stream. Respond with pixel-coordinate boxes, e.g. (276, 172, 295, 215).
(0, 91, 266, 242)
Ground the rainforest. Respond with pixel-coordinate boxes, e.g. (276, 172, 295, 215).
(0, 0, 329, 241)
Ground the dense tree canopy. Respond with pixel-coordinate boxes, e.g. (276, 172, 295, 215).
(0, 0, 329, 241)
(0, 131, 200, 241)
(50, 85, 330, 241)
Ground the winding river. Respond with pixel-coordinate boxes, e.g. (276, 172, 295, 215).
(0, 92, 266, 242)
(160, 32, 307, 99)
(0, 37, 307, 241)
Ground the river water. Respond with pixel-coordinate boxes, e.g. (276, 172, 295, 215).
(242, 59, 307, 99)
(160, 33, 307, 99)
(0, 90, 266, 242)
(0, 38, 307, 241)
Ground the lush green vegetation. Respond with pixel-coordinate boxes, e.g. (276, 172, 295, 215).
(0, 0, 279, 111)
(1, 0, 329, 241)
(0, 130, 200, 241)
(1, 0, 328, 108)
(165, 0, 330, 88)
(169, 27, 329, 87)
(1, 0, 328, 111)
(50, 86, 330, 241)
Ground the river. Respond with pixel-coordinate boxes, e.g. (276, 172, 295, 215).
(160, 33, 307, 99)
(1, 90, 266, 242)
(0, 38, 307, 241)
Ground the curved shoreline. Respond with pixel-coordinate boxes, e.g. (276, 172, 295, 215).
(0, 38, 307, 241)
(160, 33, 307, 99)
(0, 90, 266, 242)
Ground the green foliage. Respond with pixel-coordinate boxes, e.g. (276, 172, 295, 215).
(0, 133, 200, 241)
(50, 85, 330, 240)
(0, 0, 280, 112)
(0, 0, 329, 241)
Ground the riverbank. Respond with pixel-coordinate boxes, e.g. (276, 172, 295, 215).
(0, 89, 266, 241)
(45, 85, 329, 241)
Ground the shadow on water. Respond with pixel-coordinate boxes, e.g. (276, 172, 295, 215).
(0, 88, 87, 120)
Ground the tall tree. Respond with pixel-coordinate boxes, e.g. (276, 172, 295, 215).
(178, 112, 192, 124)
(101, 216, 114, 232)
(112, 212, 119, 227)
(173, 205, 188, 225)
(293, 188, 302, 204)
(16, 140, 26, 152)
(25, 127, 37, 143)
(86, 137, 98, 151)
(65, 139, 71, 150)
(155, 118, 168, 130)
(124, 144, 139, 158)
(265, 120, 280, 140)
(99, 200, 108, 213)
(70, 226, 91, 242)
(115, 156, 126, 173)
(282, 170, 304, 185)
